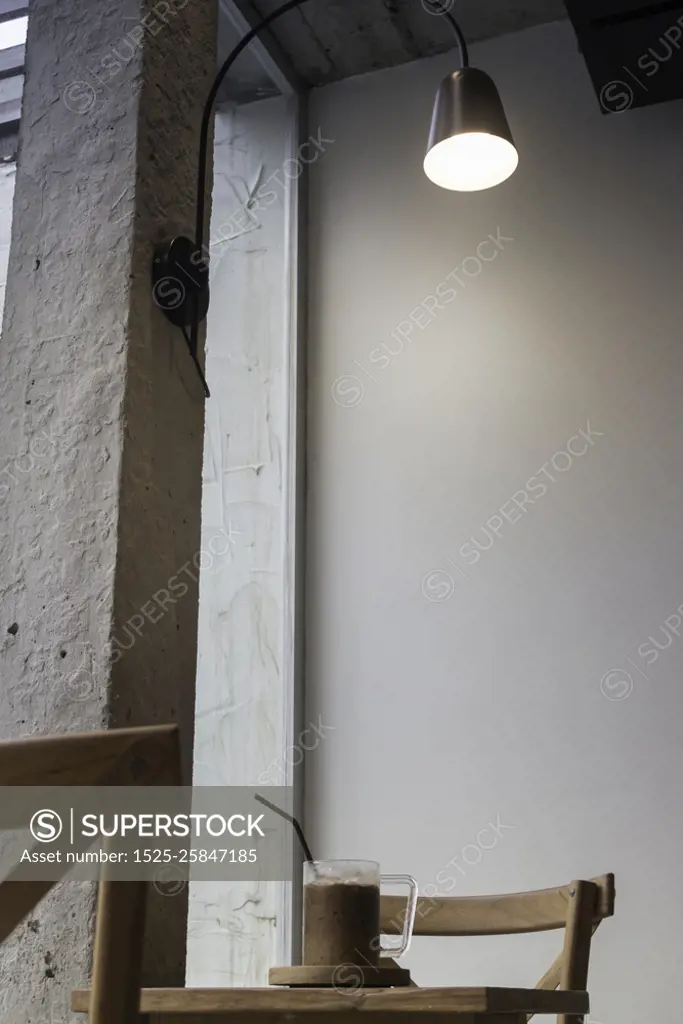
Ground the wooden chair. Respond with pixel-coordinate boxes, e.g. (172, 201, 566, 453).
(0, 724, 182, 1024)
(381, 873, 615, 1023)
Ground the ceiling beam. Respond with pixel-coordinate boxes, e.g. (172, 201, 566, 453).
(219, 0, 306, 98)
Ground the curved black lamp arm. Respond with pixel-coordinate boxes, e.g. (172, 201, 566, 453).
(423, 1, 469, 68)
(196, 0, 468, 258)
(153, 0, 468, 394)
(195, 0, 313, 276)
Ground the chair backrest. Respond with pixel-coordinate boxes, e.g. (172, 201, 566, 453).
(0, 724, 181, 1024)
(381, 873, 615, 1024)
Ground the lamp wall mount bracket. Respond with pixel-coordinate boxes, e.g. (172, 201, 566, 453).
(152, 236, 210, 330)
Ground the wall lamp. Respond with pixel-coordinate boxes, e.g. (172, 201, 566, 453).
(152, 0, 517, 397)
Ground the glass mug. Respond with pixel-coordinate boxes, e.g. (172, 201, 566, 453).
(302, 859, 418, 967)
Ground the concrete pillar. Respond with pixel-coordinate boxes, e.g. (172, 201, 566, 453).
(0, 0, 216, 1019)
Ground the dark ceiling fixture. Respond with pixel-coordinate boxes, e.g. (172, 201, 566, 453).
(152, 0, 517, 398)
(564, 0, 683, 115)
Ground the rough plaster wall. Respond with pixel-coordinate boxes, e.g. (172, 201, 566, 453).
(308, 20, 683, 1024)
(0, 0, 215, 1019)
(188, 96, 298, 987)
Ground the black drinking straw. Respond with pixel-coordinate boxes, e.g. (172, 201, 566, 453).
(255, 793, 315, 865)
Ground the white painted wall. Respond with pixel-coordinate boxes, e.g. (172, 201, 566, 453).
(189, 95, 302, 987)
(307, 20, 683, 1024)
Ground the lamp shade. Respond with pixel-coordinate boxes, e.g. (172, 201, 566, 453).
(424, 67, 518, 191)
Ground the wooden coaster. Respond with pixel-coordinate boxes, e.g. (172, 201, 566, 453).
(269, 964, 412, 988)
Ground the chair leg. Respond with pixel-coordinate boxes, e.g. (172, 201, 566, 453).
(89, 877, 147, 1024)
(558, 880, 597, 1024)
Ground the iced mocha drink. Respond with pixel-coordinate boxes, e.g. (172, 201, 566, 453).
(302, 877, 381, 966)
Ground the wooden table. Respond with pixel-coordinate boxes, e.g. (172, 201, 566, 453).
(72, 986, 589, 1023)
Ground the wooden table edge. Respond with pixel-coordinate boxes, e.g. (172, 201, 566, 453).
(71, 987, 589, 1015)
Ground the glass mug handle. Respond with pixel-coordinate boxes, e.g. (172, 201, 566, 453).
(379, 873, 419, 959)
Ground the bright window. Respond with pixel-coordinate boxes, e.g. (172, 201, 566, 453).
(0, 16, 27, 50)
